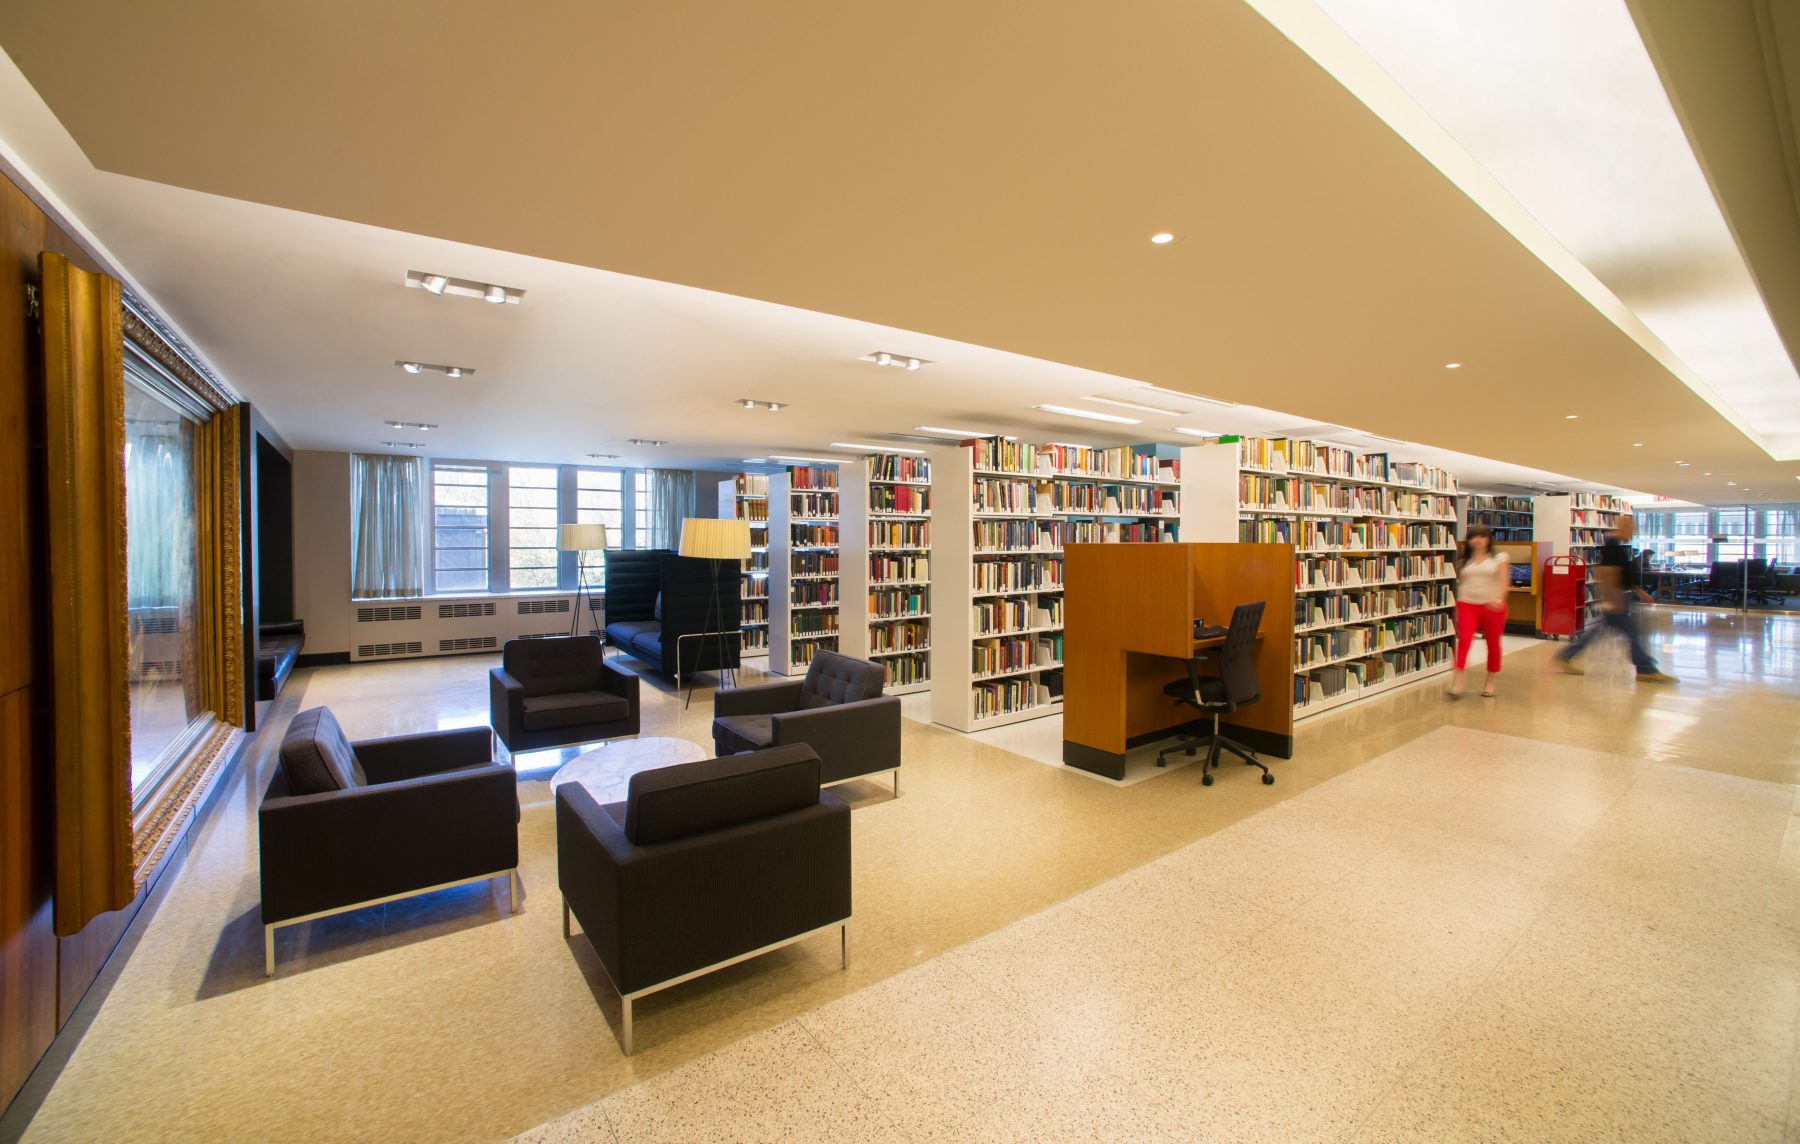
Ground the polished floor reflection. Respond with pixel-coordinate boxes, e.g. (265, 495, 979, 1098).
(18, 608, 1800, 1143)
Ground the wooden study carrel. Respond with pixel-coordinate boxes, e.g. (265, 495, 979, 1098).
(1061, 542, 1295, 779)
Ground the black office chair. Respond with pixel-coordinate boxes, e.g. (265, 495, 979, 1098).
(1155, 601, 1272, 786)
(1744, 559, 1778, 607)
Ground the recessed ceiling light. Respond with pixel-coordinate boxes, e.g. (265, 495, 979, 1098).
(1084, 395, 1185, 416)
(738, 398, 783, 411)
(830, 442, 928, 455)
(446, 367, 464, 379)
(1032, 403, 1142, 425)
(1171, 428, 1218, 437)
(768, 454, 840, 464)
(1703, 472, 1712, 476)
(1675, 461, 1690, 466)
(1728, 481, 1737, 486)
(914, 425, 993, 438)
(1138, 385, 1239, 408)
(1564, 414, 1579, 420)
(1150, 232, 1176, 245)
(1444, 362, 1462, 369)
(1632, 442, 1643, 447)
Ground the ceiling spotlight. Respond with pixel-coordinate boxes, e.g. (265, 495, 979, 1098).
(1032, 403, 1142, 425)
(1564, 414, 1579, 420)
(586, 453, 620, 460)
(421, 274, 448, 295)
(395, 360, 475, 378)
(484, 284, 507, 304)
(1633, 442, 1643, 447)
(905, 358, 921, 371)
(406, 270, 525, 304)
(769, 403, 782, 412)
(737, 398, 783, 412)
(742, 399, 756, 409)
(384, 420, 438, 431)
(829, 442, 928, 454)
(1728, 481, 1736, 486)
(1675, 461, 1690, 467)
(627, 438, 666, 447)
(401, 361, 423, 374)
(876, 352, 892, 367)
(1444, 362, 1462, 369)
(860, 351, 932, 370)
(446, 367, 464, 379)
(1150, 232, 1176, 245)
(1704, 472, 1712, 476)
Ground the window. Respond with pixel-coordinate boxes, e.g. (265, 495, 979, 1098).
(508, 465, 561, 589)
(634, 470, 652, 548)
(576, 469, 625, 587)
(433, 465, 490, 592)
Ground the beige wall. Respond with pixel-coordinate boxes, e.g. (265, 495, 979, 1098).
(292, 449, 352, 655)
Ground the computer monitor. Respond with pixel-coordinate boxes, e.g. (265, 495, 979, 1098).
(1508, 563, 1532, 589)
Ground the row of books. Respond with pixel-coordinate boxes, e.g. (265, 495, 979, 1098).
(971, 678, 1053, 720)
(1292, 640, 1452, 706)
(1235, 438, 1456, 492)
(973, 478, 1042, 514)
(971, 437, 1037, 474)
(972, 635, 1061, 676)
(790, 612, 839, 636)
(1295, 553, 1451, 589)
(1239, 478, 1453, 519)
(790, 492, 838, 519)
(739, 500, 769, 521)
(791, 553, 838, 575)
(1035, 444, 1167, 482)
(792, 524, 839, 547)
(1294, 584, 1453, 628)
(869, 454, 929, 483)
(733, 473, 770, 496)
(747, 551, 770, 571)
(741, 629, 769, 652)
(972, 557, 1064, 593)
(1467, 495, 1533, 515)
(1048, 484, 1178, 515)
(972, 597, 1060, 634)
(1375, 613, 1454, 650)
(870, 520, 929, 548)
(742, 600, 769, 624)
(869, 554, 929, 582)
(881, 653, 930, 686)
(1570, 492, 1624, 512)
(870, 484, 929, 514)
(789, 466, 838, 491)
(869, 587, 928, 616)
(1240, 518, 1454, 551)
(791, 581, 839, 607)
(790, 638, 837, 669)
(871, 620, 930, 652)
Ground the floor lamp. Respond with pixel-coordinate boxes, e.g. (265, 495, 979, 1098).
(559, 523, 609, 636)
(678, 517, 752, 706)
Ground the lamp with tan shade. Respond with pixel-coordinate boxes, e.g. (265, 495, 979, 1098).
(679, 517, 753, 703)
(559, 522, 609, 636)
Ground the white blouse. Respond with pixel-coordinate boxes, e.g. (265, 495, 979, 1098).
(1457, 552, 1510, 606)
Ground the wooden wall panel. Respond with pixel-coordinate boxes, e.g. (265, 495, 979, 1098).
(1, 168, 109, 1111)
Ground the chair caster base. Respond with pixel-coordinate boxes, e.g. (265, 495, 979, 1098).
(1201, 772, 1214, 786)
(1261, 773, 1275, 785)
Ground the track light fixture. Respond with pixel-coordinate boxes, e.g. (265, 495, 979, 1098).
(860, 351, 929, 371)
(394, 360, 476, 378)
(384, 420, 438, 431)
(380, 440, 427, 449)
(405, 270, 525, 304)
(738, 399, 784, 411)
(627, 438, 667, 447)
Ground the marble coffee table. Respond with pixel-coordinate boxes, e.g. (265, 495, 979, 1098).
(549, 736, 710, 804)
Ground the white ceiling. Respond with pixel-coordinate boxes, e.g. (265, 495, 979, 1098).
(2, 2, 1798, 504)
(1311, 0, 1800, 462)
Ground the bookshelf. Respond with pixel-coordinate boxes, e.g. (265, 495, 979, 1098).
(1181, 436, 1459, 719)
(839, 453, 933, 695)
(720, 473, 771, 656)
(1532, 492, 1626, 627)
(928, 437, 1181, 733)
(1465, 494, 1535, 543)
(767, 465, 842, 675)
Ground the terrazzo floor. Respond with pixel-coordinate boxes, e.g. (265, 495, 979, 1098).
(13, 607, 1800, 1142)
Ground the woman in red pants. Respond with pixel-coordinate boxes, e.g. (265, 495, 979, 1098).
(1448, 524, 1509, 699)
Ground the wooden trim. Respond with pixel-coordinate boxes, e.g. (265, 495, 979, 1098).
(39, 253, 133, 936)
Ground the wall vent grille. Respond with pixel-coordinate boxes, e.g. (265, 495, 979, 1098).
(356, 641, 423, 657)
(439, 635, 499, 653)
(438, 601, 497, 619)
(356, 605, 423, 623)
(517, 599, 572, 615)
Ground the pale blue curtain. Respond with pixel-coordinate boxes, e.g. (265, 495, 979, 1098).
(647, 468, 695, 550)
(351, 454, 428, 597)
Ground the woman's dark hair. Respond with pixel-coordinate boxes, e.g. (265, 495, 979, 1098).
(1462, 524, 1494, 565)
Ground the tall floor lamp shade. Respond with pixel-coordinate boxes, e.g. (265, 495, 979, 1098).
(679, 518, 752, 703)
(559, 522, 609, 636)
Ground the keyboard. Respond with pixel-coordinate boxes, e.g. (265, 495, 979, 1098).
(1194, 624, 1228, 640)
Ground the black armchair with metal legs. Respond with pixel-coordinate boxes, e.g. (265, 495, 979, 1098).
(1156, 601, 1273, 786)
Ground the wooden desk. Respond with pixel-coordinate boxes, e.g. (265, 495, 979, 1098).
(1062, 542, 1295, 780)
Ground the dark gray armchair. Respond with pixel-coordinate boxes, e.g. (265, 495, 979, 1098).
(259, 707, 520, 976)
(712, 650, 901, 794)
(557, 744, 851, 1054)
(490, 635, 640, 755)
